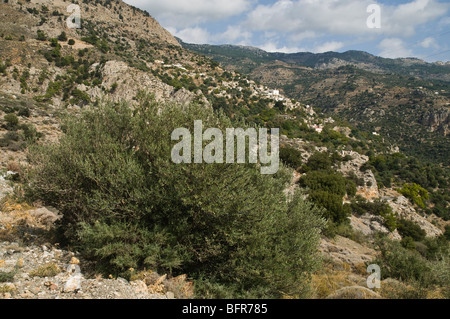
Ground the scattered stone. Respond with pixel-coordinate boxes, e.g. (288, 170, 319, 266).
(63, 274, 82, 293)
(166, 291, 175, 299)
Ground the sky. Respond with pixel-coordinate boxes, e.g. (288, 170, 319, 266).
(123, 0, 450, 62)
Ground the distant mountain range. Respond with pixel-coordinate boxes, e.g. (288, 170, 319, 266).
(179, 40, 450, 83)
(180, 40, 450, 166)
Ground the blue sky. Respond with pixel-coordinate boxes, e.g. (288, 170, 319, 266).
(124, 0, 450, 62)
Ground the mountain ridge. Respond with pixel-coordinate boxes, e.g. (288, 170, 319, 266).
(180, 40, 450, 82)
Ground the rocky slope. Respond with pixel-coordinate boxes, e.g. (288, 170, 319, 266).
(182, 42, 450, 166)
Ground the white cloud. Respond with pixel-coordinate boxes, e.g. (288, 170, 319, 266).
(171, 27, 211, 44)
(219, 25, 253, 44)
(314, 41, 345, 53)
(378, 38, 414, 59)
(244, 0, 449, 37)
(420, 37, 439, 49)
(259, 41, 306, 53)
(124, 0, 252, 28)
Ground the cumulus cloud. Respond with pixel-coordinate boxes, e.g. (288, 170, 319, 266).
(378, 38, 414, 58)
(260, 41, 307, 53)
(314, 41, 345, 53)
(124, 0, 252, 28)
(219, 25, 253, 44)
(169, 27, 211, 44)
(244, 0, 449, 37)
(420, 37, 439, 49)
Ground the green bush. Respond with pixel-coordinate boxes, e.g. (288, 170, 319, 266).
(399, 183, 429, 209)
(350, 196, 398, 231)
(308, 190, 351, 224)
(299, 170, 348, 197)
(279, 145, 303, 170)
(25, 94, 325, 298)
(397, 218, 426, 242)
(301, 152, 332, 172)
(36, 30, 46, 41)
(373, 237, 432, 285)
(58, 32, 67, 42)
(0, 270, 15, 283)
(4, 113, 19, 129)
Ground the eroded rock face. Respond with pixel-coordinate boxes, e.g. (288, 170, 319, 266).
(420, 108, 449, 135)
(385, 196, 443, 238)
(350, 215, 401, 240)
(338, 151, 379, 200)
(87, 60, 197, 107)
(319, 236, 377, 269)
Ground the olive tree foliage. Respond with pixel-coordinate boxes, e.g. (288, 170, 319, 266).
(25, 93, 325, 298)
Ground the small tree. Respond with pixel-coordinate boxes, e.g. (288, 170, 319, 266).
(25, 94, 326, 298)
(4, 113, 19, 129)
(36, 30, 46, 41)
(58, 31, 67, 42)
(399, 183, 429, 209)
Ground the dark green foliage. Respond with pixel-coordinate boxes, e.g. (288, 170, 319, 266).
(298, 153, 358, 225)
(279, 145, 303, 170)
(301, 152, 332, 172)
(373, 236, 449, 291)
(58, 32, 67, 42)
(308, 191, 351, 224)
(68, 39, 76, 46)
(20, 123, 42, 142)
(299, 170, 350, 197)
(70, 89, 91, 106)
(373, 238, 432, 285)
(0, 270, 15, 283)
(0, 61, 7, 75)
(4, 113, 19, 129)
(350, 196, 398, 231)
(36, 30, 46, 41)
(397, 219, 426, 242)
(445, 226, 450, 241)
(25, 94, 325, 298)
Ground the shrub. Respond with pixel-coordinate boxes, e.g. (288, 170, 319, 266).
(350, 197, 398, 231)
(301, 152, 332, 172)
(29, 263, 61, 278)
(25, 94, 325, 298)
(399, 183, 429, 209)
(308, 190, 351, 224)
(58, 32, 67, 42)
(299, 170, 348, 197)
(0, 61, 7, 75)
(4, 113, 19, 129)
(397, 218, 426, 242)
(0, 270, 15, 283)
(373, 238, 432, 285)
(36, 30, 46, 41)
(68, 39, 75, 46)
(279, 145, 303, 170)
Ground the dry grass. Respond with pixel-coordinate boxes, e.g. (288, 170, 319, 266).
(130, 270, 194, 299)
(29, 263, 61, 278)
(311, 262, 365, 299)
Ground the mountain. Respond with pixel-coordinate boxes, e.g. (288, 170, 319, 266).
(181, 41, 450, 166)
(180, 41, 450, 82)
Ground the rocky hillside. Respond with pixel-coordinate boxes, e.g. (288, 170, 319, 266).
(1, 0, 449, 299)
(182, 42, 450, 166)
